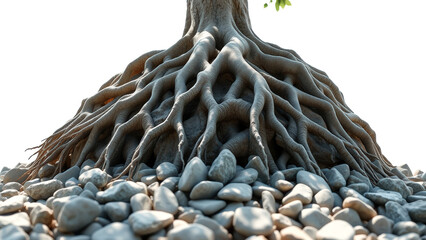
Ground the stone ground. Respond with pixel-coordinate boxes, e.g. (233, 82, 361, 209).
(0, 149, 425, 240)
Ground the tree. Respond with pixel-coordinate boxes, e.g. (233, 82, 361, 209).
(26, 0, 397, 183)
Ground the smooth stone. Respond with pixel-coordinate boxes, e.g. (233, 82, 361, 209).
(0, 212, 31, 232)
(57, 197, 101, 233)
(405, 181, 425, 194)
(231, 168, 258, 184)
(404, 200, 426, 223)
(348, 183, 370, 194)
(324, 168, 346, 191)
(154, 186, 179, 215)
(407, 195, 426, 202)
(0, 195, 26, 214)
(80, 222, 103, 236)
(140, 175, 157, 186)
(178, 157, 207, 192)
(279, 200, 303, 219)
(105, 202, 131, 222)
(188, 200, 226, 215)
(368, 215, 393, 235)
(53, 185, 83, 198)
(24, 179, 63, 200)
(252, 181, 284, 200)
(262, 191, 277, 214)
(317, 220, 355, 240)
(30, 232, 53, 240)
(299, 208, 331, 229)
(303, 226, 318, 240)
(65, 177, 79, 187)
(377, 178, 411, 199)
(208, 149, 237, 184)
(313, 189, 334, 210)
(167, 223, 214, 240)
(83, 181, 99, 195)
(364, 191, 405, 205)
(212, 202, 244, 229)
(128, 210, 174, 235)
(343, 196, 377, 221)
(245, 155, 269, 183)
(178, 208, 203, 223)
(52, 196, 78, 219)
(333, 208, 363, 227)
(96, 181, 146, 203)
(281, 167, 304, 181)
(156, 162, 178, 181)
(189, 181, 223, 200)
(333, 192, 343, 208)
(92, 222, 140, 240)
(296, 170, 330, 194)
(78, 168, 108, 188)
(393, 221, 420, 235)
(0, 225, 29, 240)
(349, 170, 373, 189)
(270, 171, 285, 188)
(1, 189, 19, 198)
(130, 193, 152, 211)
(79, 190, 95, 200)
(175, 190, 188, 207)
(339, 187, 375, 207)
(282, 183, 313, 205)
(385, 201, 411, 223)
(38, 164, 55, 179)
(159, 176, 180, 191)
(54, 166, 80, 184)
(333, 164, 350, 181)
(147, 181, 159, 195)
(30, 204, 54, 226)
(217, 183, 252, 202)
(2, 182, 22, 191)
(233, 207, 274, 236)
(275, 179, 294, 192)
(194, 215, 230, 240)
(354, 225, 369, 235)
(280, 226, 313, 240)
(3, 167, 30, 184)
(271, 213, 303, 230)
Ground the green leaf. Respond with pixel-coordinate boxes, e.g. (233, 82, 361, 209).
(264, 3, 268, 8)
(275, 0, 281, 11)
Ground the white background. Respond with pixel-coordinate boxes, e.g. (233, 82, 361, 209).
(0, 0, 425, 172)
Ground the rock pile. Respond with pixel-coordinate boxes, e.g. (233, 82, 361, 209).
(0, 150, 425, 240)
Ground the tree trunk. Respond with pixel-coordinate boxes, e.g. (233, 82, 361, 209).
(26, 0, 398, 184)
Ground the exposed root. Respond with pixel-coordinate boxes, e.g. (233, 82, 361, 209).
(26, 0, 395, 184)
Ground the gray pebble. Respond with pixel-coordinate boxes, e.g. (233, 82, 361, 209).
(57, 197, 101, 233)
(296, 170, 331, 194)
(333, 208, 363, 227)
(156, 162, 178, 181)
(333, 164, 350, 181)
(368, 215, 393, 235)
(282, 183, 313, 205)
(316, 220, 355, 240)
(188, 200, 226, 215)
(189, 181, 223, 200)
(159, 176, 180, 191)
(252, 181, 284, 200)
(105, 201, 131, 222)
(92, 222, 140, 240)
(208, 149, 237, 184)
(128, 210, 174, 235)
(130, 193, 152, 212)
(0, 212, 32, 232)
(167, 223, 214, 240)
(233, 207, 274, 237)
(377, 178, 411, 199)
(299, 208, 331, 229)
(393, 221, 420, 236)
(178, 157, 207, 192)
(324, 168, 346, 191)
(53, 186, 83, 198)
(217, 183, 252, 202)
(96, 181, 146, 203)
(54, 166, 80, 184)
(78, 168, 108, 188)
(154, 186, 179, 215)
(0, 224, 30, 240)
(347, 183, 369, 194)
(231, 168, 258, 184)
(364, 191, 405, 205)
(25, 179, 63, 200)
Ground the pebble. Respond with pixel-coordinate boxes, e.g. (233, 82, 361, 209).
(92, 222, 140, 240)
(299, 208, 331, 229)
(246, 155, 269, 183)
(343, 196, 377, 221)
(281, 167, 304, 181)
(38, 164, 55, 179)
(208, 149, 237, 184)
(57, 197, 101, 233)
(231, 168, 258, 184)
(212, 202, 244, 229)
(280, 226, 313, 240)
(178, 157, 207, 192)
(296, 170, 331, 194)
(317, 220, 355, 240)
(233, 207, 274, 236)
(407, 195, 426, 202)
(364, 191, 405, 205)
(1, 188, 19, 198)
(0, 224, 30, 240)
(252, 181, 284, 200)
(78, 168, 108, 188)
(154, 186, 179, 215)
(348, 183, 370, 194)
(130, 193, 152, 211)
(339, 187, 375, 207)
(313, 189, 334, 210)
(25, 179, 63, 200)
(160, 176, 180, 191)
(349, 170, 373, 189)
(188, 200, 226, 215)
(303, 226, 318, 239)
(0, 212, 32, 232)
(217, 183, 252, 202)
(52, 196, 77, 219)
(96, 181, 146, 203)
(333, 208, 363, 227)
(2, 181, 22, 191)
(324, 168, 346, 191)
(333, 192, 343, 208)
(282, 183, 313, 205)
(54, 166, 80, 184)
(104, 201, 131, 222)
(406, 181, 425, 194)
(275, 179, 294, 192)
(141, 175, 158, 186)
(156, 162, 178, 181)
(354, 225, 370, 235)
(279, 199, 303, 219)
(194, 215, 230, 240)
(270, 171, 285, 188)
(271, 213, 303, 230)
(404, 200, 426, 223)
(80, 222, 102, 236)
(178, 208, 203, 223)
(53, 185, 83, 198)
(167, 223, 214, 240)
(261, 191, 277, 214)
(377, 178, 411, 199)
(368, 215, 393, 235)
(3, 167, 30, 184)
(333, 164, 351, 180)
(189, 181, 223, 200)
(393, 221, 420, 235)
(0, 195, 26, 214)
(385, 201, 411, 223)
(175, 190, 188, 207)
(65, 177, 79, 187)
(30, 232, 53, 240)
(128, 210, 174, 235)
(30, 203, 54, 226)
